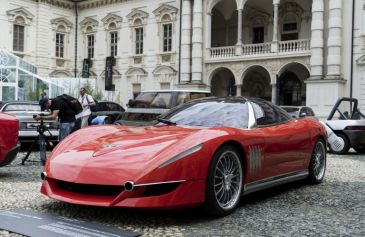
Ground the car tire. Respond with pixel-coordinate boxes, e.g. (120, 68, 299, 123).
(204, 146, 243, 217)
(307, 139, 326, 184)
(329, 133, 350, 155)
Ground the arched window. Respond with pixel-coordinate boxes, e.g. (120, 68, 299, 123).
(134, 19, 144, 55)
(13, 16, 25, 52)
(56, 25, 66, 58)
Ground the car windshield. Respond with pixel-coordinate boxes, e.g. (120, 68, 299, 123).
(122, 112, 160, 121)
(4, 104, 40, 112)
(161, 100, 249, 129)
(130, 92, 172, 109)
(281, 107, 299, 113)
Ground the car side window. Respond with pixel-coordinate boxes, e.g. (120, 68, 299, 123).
(252, 101, 291, 126)
(251, 101, 276, 126)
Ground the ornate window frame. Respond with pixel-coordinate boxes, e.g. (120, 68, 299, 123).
(51, 17, 73, 62)
(102, 13, 122, 57)
(80, 17, 98, 59)
(153, 4, 178, 55)
(279, 2, 304, 39)
(127, 9, 149, 64)
(6, 7, 34, 55)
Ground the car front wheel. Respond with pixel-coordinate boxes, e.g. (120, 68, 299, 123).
(308, 139, 326, 184)
(204, 146, 243, 216)
(329, 133, 350, 155)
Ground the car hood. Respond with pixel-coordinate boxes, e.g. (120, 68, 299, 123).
(46, 125, 214, 184)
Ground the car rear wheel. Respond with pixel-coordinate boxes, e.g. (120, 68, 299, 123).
(329, 133, 350, 155)
(204, 146, 243, 216)
(308, 139, 326, 184)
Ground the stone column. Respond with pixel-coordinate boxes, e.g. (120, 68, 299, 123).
(180, 0, 192, 82)
(235, 84, 242, 97)
(236, 9, 243, 55)
(206, 12, 212, 49)
(192, 0, 203, 82)
(310, 0, 325, 79)
(271, 0, 280, 52)
(326, 0, 342, 79)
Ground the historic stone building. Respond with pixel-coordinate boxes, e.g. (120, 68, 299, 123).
(0, 0, 364, 117)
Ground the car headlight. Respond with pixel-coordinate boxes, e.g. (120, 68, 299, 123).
(158, 144, 203, 169)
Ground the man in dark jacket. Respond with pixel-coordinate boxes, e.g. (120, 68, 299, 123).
(34, 97, 76, 141)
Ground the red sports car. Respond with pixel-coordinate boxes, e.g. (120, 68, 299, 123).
(41, 97, 327, 216)
(0, 112, 20, 167)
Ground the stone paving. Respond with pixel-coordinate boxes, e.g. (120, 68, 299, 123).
(0, 150, 364, 237)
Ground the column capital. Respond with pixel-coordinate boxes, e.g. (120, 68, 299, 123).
(273, 0, 280, 5)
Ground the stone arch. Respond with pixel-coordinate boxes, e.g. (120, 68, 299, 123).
(209, 67, 236, 97)
(49, 70, 73, 77)
(241, 65, 271, 101)
(125, 67, 147, 77)
(277, 62, 310, 106)
(100, 69, 121, 77)
(101, 13, 122, 30)
(152, 65, 177, 76)
(211, 0, 238, 47)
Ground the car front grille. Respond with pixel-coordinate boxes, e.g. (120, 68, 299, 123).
(57, 180, 124, 197)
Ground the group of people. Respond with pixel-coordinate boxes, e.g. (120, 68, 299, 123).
(35, 88, 112, 141)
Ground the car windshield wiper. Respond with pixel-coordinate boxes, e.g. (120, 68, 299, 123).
(157, 118, 177, 126)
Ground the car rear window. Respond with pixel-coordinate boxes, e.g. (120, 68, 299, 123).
(4, 104, 41, 112)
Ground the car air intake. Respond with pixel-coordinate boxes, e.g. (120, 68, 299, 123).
(57, 180, 124, 197)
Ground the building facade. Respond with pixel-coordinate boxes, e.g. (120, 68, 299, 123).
(0, 0, 364, 117)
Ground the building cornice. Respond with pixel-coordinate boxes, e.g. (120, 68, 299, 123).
(35, 0, 75, 10)
(78, 0, 130, 10)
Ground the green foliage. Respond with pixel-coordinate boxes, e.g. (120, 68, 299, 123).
(93, 91, 103, 100)
(115, 93, 121, 104)
(82, 80, 94, 95)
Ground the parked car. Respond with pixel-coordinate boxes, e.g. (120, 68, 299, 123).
(0, 112, 20, 167)
(41, 97, 327, 216)
(325, 97, 365, 154)
(0, 101, 59, 142)
(89, 101, 125, 123)
(281, 106, 316, 118)
(115, 90, 211, 126)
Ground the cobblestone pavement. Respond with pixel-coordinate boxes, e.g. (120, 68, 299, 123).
(0, 150, 364, 237)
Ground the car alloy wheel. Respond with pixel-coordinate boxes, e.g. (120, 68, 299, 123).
(204, 146, 243, 216)
(308, 140, 326, 184)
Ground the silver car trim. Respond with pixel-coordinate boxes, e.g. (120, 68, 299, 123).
(131, 180, 186, 187)
(244, 170, 309, 195)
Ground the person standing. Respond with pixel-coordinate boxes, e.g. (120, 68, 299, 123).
(78, 87, 96, 128)
(35, 97, 76, 141)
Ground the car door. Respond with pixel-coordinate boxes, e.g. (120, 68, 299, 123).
(251, 100, 311, 178)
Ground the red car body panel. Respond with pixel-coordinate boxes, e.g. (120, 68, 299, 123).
(0, 112, 20, 167)
(41, 116, 326, 209)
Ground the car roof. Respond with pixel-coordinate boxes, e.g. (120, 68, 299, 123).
(140, 90, 211, 93)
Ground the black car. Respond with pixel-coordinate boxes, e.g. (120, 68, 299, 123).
(89, 101, 125, 123)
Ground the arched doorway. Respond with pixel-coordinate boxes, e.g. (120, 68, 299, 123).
(211, 0, 237, 47)
(277, 62, 309, 106)
(241, 66, 271, 101)
(210, 68, 236, 97)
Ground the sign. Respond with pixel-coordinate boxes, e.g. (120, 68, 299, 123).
(82, 58, 91, 78)
(105, 57, 115, 91)
(0, 209, 141, 237)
